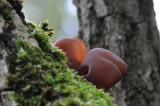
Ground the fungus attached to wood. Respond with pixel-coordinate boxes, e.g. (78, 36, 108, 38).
(54, 37, 87, 69)
(76, 48, 127, 91)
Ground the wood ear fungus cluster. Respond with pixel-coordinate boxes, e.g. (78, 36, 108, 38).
(54, 37, 127, 91)
(77, 48, 127, 91)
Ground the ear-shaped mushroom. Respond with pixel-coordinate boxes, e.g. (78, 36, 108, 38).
(76, 48, 127, 91)
(54, 37, 87, 69)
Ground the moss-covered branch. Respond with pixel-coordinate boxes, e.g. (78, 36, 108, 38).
(6, 21, 115, 106)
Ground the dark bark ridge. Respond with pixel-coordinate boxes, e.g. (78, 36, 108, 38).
(73, 0, 160, 106)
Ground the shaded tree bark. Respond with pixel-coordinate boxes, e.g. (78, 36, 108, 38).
(0, 0, 38, 105)
(73, 0, 160, 106)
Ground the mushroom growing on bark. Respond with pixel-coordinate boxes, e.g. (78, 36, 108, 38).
(76, 48, 127, 91)
(54, 37, 87, 69)
(54, 37, 127, 91)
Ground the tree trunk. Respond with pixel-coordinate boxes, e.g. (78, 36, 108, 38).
(0, 0, 38, 105)
(73, 0, 160, 106)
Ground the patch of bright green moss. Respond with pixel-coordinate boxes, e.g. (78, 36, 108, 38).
(6, 21, 115, 106)
(27, 21, 37, 32)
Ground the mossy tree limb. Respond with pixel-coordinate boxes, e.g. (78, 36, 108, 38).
(0, 0, 115, 106)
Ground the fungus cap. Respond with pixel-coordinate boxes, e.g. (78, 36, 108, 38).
(77, 48, 127, 91)
(54, 37, 87, 69)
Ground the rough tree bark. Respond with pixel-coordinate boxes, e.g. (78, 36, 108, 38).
(0, 0, 38, 105)
(73, 0, 160, 106)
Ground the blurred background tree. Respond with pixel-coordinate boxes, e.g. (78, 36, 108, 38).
(73, 0, 160, 106)
(23, 0, 159, 43)
(23, 0, 78, 43)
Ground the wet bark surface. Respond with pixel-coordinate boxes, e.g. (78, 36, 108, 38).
(73, 0, 160, 106)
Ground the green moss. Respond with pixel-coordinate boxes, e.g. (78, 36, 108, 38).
(27, 21, 37, 32)
(9, 20, 13, 24)
(6, 21, 115, 106)
(0, 2, 13, 25)
(1, 7, 12, 20)
(30, 20, 55, 53)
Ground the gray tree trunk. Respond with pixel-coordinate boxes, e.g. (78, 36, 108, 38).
(73, 0, 160, 106)
(0, 0, 38, 105)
